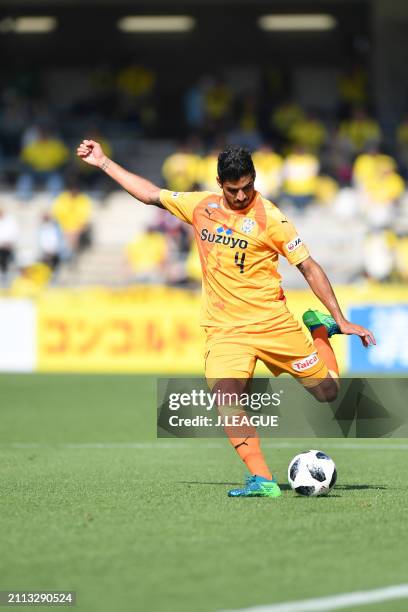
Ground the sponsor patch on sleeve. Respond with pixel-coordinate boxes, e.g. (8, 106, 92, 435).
(291, 352, 319, 372)
(286, 236, 303, 252)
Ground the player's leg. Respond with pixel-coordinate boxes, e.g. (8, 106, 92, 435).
(298, 371, 338, 403)
(257, 309, 339, 403)
(303, 310, 340, 374)
(205, 341, 281, 497)
(302, 309, 341, 397)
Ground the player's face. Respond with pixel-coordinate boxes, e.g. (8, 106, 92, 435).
(218, 174, 256, 210)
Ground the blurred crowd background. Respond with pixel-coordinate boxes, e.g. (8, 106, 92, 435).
(2, 0, 408, 296)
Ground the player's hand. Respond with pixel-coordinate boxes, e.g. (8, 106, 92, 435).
(76, 139, 105, 167)
(338, 320, 376, 348)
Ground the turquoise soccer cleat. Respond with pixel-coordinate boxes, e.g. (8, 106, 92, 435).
(302, 309, 341, 338)
(228, 475, 282, 498)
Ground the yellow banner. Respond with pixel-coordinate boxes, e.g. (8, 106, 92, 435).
(37, 287, 204, 373)
(36, 285, 408, 373)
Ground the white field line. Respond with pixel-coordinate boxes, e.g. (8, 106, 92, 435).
(0, 441, 408, 450)
(223, 583, 408, 612)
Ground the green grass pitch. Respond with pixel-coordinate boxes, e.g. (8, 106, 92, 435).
(1, 374, 408, 612)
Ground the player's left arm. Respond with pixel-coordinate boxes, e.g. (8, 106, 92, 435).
(297, 256, 376, 347)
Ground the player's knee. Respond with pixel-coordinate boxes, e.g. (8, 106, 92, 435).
(309, 378, 338, 403)
(213, 378, 247, 399)
(321, 385, 338, 403)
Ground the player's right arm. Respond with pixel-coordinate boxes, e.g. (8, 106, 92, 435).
(76, 139, 162, 206)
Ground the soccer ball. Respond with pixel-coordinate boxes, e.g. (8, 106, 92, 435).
(288, 450, 337, 496)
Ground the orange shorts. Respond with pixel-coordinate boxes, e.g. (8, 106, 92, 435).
(204, 303, 328, 388)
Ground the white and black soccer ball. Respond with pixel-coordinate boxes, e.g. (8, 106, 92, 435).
(288, 450, 337, 496)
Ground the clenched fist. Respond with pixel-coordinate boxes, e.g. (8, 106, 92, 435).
(77, 139, 105, 167)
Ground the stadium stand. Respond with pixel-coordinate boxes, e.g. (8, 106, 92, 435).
(1, 58, 408, 291)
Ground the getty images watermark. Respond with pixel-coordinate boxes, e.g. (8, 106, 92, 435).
(157, 380, 284, 436)
(157, 378, 408, 438)
(167, 388, 282, 428)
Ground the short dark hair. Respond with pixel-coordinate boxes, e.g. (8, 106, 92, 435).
(217, 146, 255, 184)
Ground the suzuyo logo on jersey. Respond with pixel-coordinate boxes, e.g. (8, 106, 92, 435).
(200, 226, 249, 249)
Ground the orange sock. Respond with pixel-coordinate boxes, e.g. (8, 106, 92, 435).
(312, 326, 339, 379)
(224, 415, 272, 480)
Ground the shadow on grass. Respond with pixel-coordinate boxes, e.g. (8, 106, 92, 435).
(178, 481, 242, 486)
(335, 484, 388, 490)
(178, 482, 388, 491)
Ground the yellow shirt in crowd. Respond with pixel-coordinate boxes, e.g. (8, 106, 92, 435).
(52, 192, 92, 232)
(271, 103, 304, 136)
(126, 232, 167, 274)
(339, 118, 381, 151)
(198, 154, 220, 192)
(353, 154, 396, 188)
(366, 173, 405, 205)
(162, 153, 201, 192)
(283, 153, 319, 196)
(21, 139, 69, 172)
(252, 150, 283, 197)
(289, 119, 327, 152)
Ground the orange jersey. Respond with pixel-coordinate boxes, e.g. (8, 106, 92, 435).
(159, 190, 310, 326)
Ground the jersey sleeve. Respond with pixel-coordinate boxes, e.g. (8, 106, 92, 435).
(159, 190, 206, 225)
(267, 209, 310, 265)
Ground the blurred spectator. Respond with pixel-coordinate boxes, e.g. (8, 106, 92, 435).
(203, 77, 233, 135)
(314, 175, 339, 206)
(151, 209, 193, 284)
(154, 208, 191, 256)
(338, 65, 369, 117)
(326, 126, 355, 185)
(51, 179, 93, 256)
(16, 126, 69, 201)
(281, 146, 319, 209)
(271, 100, 304, 143)
(198, 149, 221, 192)
(0, 207, 19, 284)
(288, 111, 327, 153)
(229, 94, 262, 150)
(115, 62, 157, 132)
(353, 148, 404, 229)
(9, 259, 51, 297)
(252, 145, 283, 200)
(363, 231, 395, 282)
(339, 108, 381, 154)
(363, 167, 404, 229)
(353, 147, 396, 191)
(161, 143, 201, 192)
(38, 212, 65, 272)
(184, 79, 205, 131)
(125, 227, 168, 283)
(117, 62, 155, 100)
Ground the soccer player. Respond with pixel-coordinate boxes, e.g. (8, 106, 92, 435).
(77, 141, 376, 498)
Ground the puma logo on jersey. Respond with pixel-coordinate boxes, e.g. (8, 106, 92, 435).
(205, 208, 216, 220)
(204, 202, 219, 219)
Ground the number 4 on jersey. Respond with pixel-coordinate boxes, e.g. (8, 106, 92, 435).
(235, 252, 246, 273)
